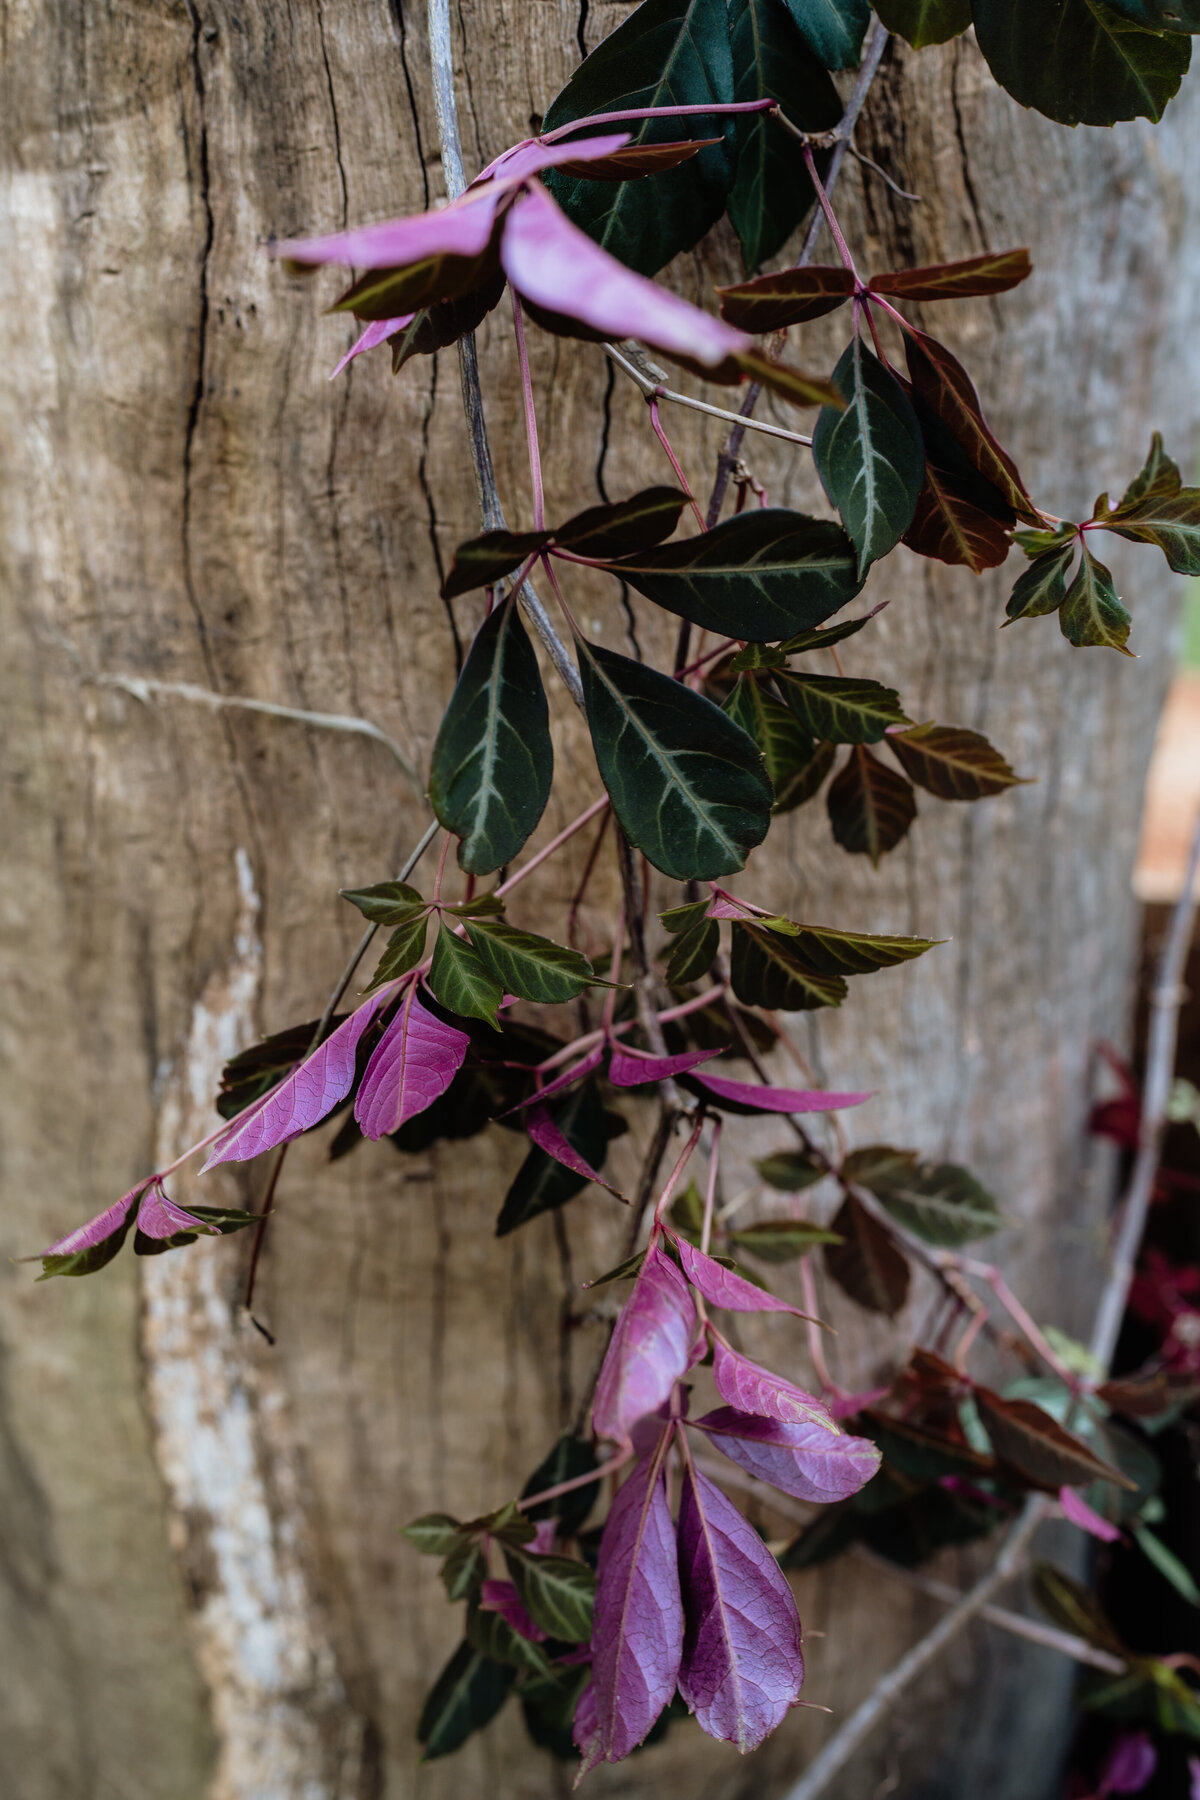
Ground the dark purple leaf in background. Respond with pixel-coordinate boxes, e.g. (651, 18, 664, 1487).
(687, 1071, 872, 1114)
(526, 1103, 620, 1194)
(694, 1406, 882, 1502)
(592, 1246, 695, 1444)
(203, 992, 389, 1168)
(674, 1236, 808, 1317)
(136, 1180, 222, 1241)
(711, 1338, 839, 1430)
(479, 1579, 548, 1644)
(677, 1460, 803, 1750)
(355, 989, 470, 1140)
(585, 1447, 684, 1765)
(607, 1045, 724, 1086)
(505, 1044, 607, 1113)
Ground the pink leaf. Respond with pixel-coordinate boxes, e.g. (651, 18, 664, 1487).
(472, 132, 632, 187)
(1188, 1754, 1200, 1800)
(504, 1044, 607, 1114)
(1101, 1732, 1157, 1794)
(272, 184, 504, 271)
(607, 1045, 724, 1087)
(706, 896, 752, 919)
(677, 1460, 803, 1751)
(1059, 1485, 1121, 1544)
(203, 993, 389, 1169)
(354, 988, 470, 1140)
(499, 182, 751, 370)
(674, 1236, 809, 1317)
(711, 1338, 840, 1432)
(693, 1407, 882, 1503)
(330, 314, 414, 380)
(829, 1385, 891, 1419)
(526, 1103, 619, 1194)
(37, 1186, 143, 1259)
(592, 1245, 695, 1445)
(136, 1179, 222, 1241)
(688, 1072, 872, 1115)
(480, 1578, 548, 1643)
(587, 1445, 684, 1764)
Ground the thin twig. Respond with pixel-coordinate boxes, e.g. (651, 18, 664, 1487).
(604, 344, 813, 446)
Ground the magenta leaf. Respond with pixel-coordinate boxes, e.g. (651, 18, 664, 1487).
(592, 1245, 695, 1445)
(677, 1460, 803, 1751)
(136, 1180, 222, 1241)
(1059, 1485, 1121, 1544)
(203, 993, 389, 1169)
(1101, 1732, 1157, 1794)
(479, 1578, 548, 1643)
(586, 1444, 684, 1764)
(693, 1407, 882, 1504)
(706, 895, 753, 919)
(687, 1071, 872, 1115)
(272, 184, 505, 272)
(674, 1236, 809, 1317)
(711, 1338, 840, 1432)
(503, 1043, 607, 1114)
(38, 1187, 142, 1260)
(354, 988, 470, 1140)
(499, 182, 750, 370)
(526, 1103, 621, 1195)
(473, 132, 633, 187)
(607, 1044, 724, 1087)
(331, 314, 414, 380)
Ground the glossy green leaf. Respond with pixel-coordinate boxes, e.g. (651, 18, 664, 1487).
(440, 1539, 488, 1602)
(723, 673, 829, 812)
(507, 1550, 597, 1642)
(582, 1247, 649, 1288)
(824, 1194, 911, 1315)
(1005, 541, 1076, 621)
(541, 0, 736, 276)
(727, 1218, 844, 1261)
(665, 916, 721, 983)
(429, 598, 554, 875)
(780, 923, 939, 975)
(428, 927, 504, 1026)
(613, 508, 863, 641)
(1015, 521, 1077, 558)
(403, 1513, 465, 1557)
(339, 880, 426, 926)
(578, 639, 772, 881)
(440, 530, 551, 601)
(730, 920, 849, 1011)
(778, 609, 883, 654)
(826, 746, 917, 862)
(464, 919, 602, 1005)
(972, 0, 1191, 126)
(756, 1148, 828, 1190)
(660, 899, 711, 934)
(552, 487, 687, 559)
(417, 1641, 514, 1761)
(774, 670, 910, 743)
(887, 723, 1027, 800)
(1101, 0, 1200, 28)
(813, 337, 926, 573)
(782, 0, 871, 67)
(369, 914, 430, 988)
(1108, 431, 1182, 516)
(495, 1080, 610, 1236)
(1098, 441, 1200, 573)
(871, 0, 972, 46)
(727, 0, 840, 271)
(520, 1434, 601, 1534)
(390, 271, 509, 374)
(717, 264, 854, 330)
(850, 1151, 1004, 1245)
(465, 1600, 554, 1676)
(1060, 544, 1133, 653)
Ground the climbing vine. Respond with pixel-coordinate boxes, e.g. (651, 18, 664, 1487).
(30, 0, 1200, 1786)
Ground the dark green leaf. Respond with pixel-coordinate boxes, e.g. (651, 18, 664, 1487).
(813, 337, 925, 574)
(774, 670, 910, 743)
(717, 264, 854, 331)
(1032, 1563, 1128, 1655)
(871, 0, 972, 46)
(520, 1666, 591, 1762)
(578, 638, 772, 881)
(781, 0, 870, 67)
(841, 1144, 920, 1187)
(727, 0, 839, 271)
(723, 673, 829, 813)
(869, 247, 1031, 300)
(541, 0, 736, 276)
(440, 1539, 488, 1602)
(465, 1601, 554, 1676)
(520, 1434, 601, 1535)
(132, 1202, 264, 1256)
(553, 487, 687, 559)
(826, 746, 917, 862)
(904, 328, 1039, 523)
(440, 530, 551, 601)
(613, 508, 864, 641)
(1060, 544, 1133, 654)
(728, 642, 787, 671)
(370, 914, 430, 988)
(824, 1193, 911, 1314)
(465, 919, 602, 1005)
(1098, 440, 1200, 574)
(402, 1513, 465, 1556)
(507, 1551, 596, 1642)
(216, 1020, 325, 1121)
(428, 927, 505, 1026)
(755, 1148, 828, 1190)
(780, 923, 939, 975)
(339, 881, 426, 925)
(1015, 521, 1077, 557)
(582, 1247, 648, 1288)
(855, 1484, 997, 1566)
(390, 271, 509, 374)
(853, 1155, 1005, 1246)
(38, 1198, 140, 1281)
(495, 1080, 609, 1236)
(858, 1411, 996, 1482)
(972, 0, 1190, 126)
(1005, 542, 1076, 621)
(778, 609, 883, 654)
(665, 917, 720, 984)
(333, 241, 502, 323)
(1101, 0, 1200, 29)
(390, 1065, 496, 1154)
(887, 723, 1027, 800)
(429, 597, 554, 875)
(669, 1179, 707, 1243)
(1133, 1523, 1200, 1607)
(660, 899, 711, 934)
(780, 1503, 860, 1569)
(730, 919, 849, 1010)
(417, 1641, 514, 1761)
(727, 1218, 844, 1260)
(1108, 431, 1182, 516)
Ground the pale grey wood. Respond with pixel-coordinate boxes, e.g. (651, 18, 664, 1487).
(1, 9, 1198, 1798)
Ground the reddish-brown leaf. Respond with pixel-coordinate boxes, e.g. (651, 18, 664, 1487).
(974, 1388, 1136, 1493)
(886, 723, 1028, 801)
(716, 266, 856, 332)
(869, 248, 1032, 302)
(826, 747, 917, 864)
(902, 464, 1014, 572)
(824, 1194, 911, 1316)
(904, 329, 1040, 524)
(551, 137, 720, 181)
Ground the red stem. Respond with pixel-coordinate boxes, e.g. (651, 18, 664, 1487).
(540, 97, 777, 145)
(803, 143, 859, 278)
(649, 398, 707, 532)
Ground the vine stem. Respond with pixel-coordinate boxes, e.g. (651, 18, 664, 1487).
(494, 796, 611, 898)
(603, 345, 814, 446)
(649, 398, 706, 530)
(511, 290, 546, 531)
(781, 801, 1200, 1800)
(539, 97, 778, 143)
(802, 142, 859, 278)
(426, 0, 584, 709)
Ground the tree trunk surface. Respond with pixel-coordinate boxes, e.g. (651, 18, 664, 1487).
(2, 5, 1198, 1797)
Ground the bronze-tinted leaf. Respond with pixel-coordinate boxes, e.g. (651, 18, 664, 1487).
(554, 487, 687, 560)
(902, 464, 1013, 573)
(974, 1389, 1137, 1492)
(826, 747, 917, 863)
(887, 723, 1027, 801)
(442, 529, 552, 600)
(730, 920, 848, 1012)
(1059, 545, 1133, 654)
(824, 1194, 910, 1316)
(716, 265, 855, 331)
(551, 137, 717, 181)
(904, 328, 1039, 524)
(869, 248, 1032, 303)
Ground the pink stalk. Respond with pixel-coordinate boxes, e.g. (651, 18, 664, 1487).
(539, 550, 585, 638)
(802, 143, 859, 278)
(952, 1305, 988, 1375)
(676, 637, 741, 681)
(649, 398, 707, 533)
(602, 903, 627, 1032)
(653, 1115, 706, 1226)
(859, 294, 890, 365)
(516, 1444, 632, 1512)
(966, 1261, 1083, 1394)
(866, 291, 913, 336)
(700, 1119, 723, 1255)
(656, 983, 728, 1024)
(539, 97, 777, 146)
(800, 1254, 846, 1400)
(494, 795, 610, 898)
(156, 1116, 245, 1181)
(510, 290, 546, 531)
